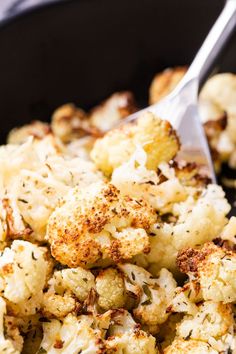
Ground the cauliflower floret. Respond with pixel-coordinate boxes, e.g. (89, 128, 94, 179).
(91, 111, 180, 175)
(0, 136, 102, 242)
(164, 338, 218, 354)
(149, 66, 187, 104)
(89, 91, 137, 132)
(96, 268, 126, 310)
(0, 240, 48, 315)
(0, 297, 23, 353)
(7, 120, 50, 144)
(51, 267, 95, 302)
(112, 147, 188, 213)
(42, 292, 77, 319)
(51, 103, 100, 143)
(177, 242, 236, 303)
(169, 288, 199, 316)
(38, 313, 105, 353)
(200, 73, 236, 120)
(174, 301, 236, 352)
(220, 216, 236, 244)
(47, 181, 156, 267)
(105, 309, 157, 354)
(42, 267, 95, 318)
(143, 184, 230, 273)
(176, 301, 234, 341)
(199, 73, 236, 168)
(119, 264, 176, 330)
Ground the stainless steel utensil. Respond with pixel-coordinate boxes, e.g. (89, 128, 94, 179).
(124, 0, 236, 182)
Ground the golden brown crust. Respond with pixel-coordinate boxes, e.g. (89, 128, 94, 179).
(176, 247, 207, 275)
(177, 242, 235, 277)
(149, 66, 187, 104)
(171, 160, 211, 187)
(51, 103, 102, 143)
(47, 182, 156, 267)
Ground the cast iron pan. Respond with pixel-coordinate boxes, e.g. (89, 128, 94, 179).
(0, 0, 235, 212)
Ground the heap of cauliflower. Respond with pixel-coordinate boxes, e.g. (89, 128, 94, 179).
(0, 75, 235, 353)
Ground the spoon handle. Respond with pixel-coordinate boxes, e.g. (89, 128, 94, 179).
(180, 0, 236, 88)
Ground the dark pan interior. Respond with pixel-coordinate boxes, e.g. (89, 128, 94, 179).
(0, 0, 235, 211)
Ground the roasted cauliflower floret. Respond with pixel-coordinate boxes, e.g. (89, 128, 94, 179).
(220, 216, 236, 244)
(165, 301, 236, 353)
(38, 313, 105, 354)
(200, 73, 236, 120)
(149, 66, 187, 104)
(143, 184, 230, 273)
(51, 103, 100, 143)
(164, 338, 218, 354)
(42, 292, 77, 319)
(169, 286, 200, 316)
(42, 267, 95, 318)
(51, 267, 95, 302)
(112, 147, 188, 213)
(0, 136, 102, 242)
(91, 111, 180, 175)
(119, 264, 176, 330)
(199, 73, 236, 169)
(176, 301, 234, 342)
(0, 240, 48, 315)
(47, 181, 156, 267)
(177, 242, 236, 303)
(89, 91, 137, 132)
(96, 268, 126, 310)
(172, 301, 236, 353)
(7, 120, 50, 144)
(105, 309, 157, 354)
(0, 297, 23, 353)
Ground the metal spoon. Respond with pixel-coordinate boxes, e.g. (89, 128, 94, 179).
(124, 0, 236, 182)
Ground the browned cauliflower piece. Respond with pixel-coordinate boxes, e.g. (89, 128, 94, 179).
(42, 291, 77, 319)
(91, 111, 180, 176)
(42, 266, 96, 318)
(199, 73, 236, 170)
(0, 240, 49, 316)
(46, 181, 156, 267)
(89, 91, 137, 132)
(119, 264, 176, 332)
(177, 242, 236, 303)
(105, 309, 157, 354)
(112, 147, 188, 214)
(7, 120, 50, 144)
(165, 300, 236, 353)
(38, 313, 105, 354)
(176, 301, 234, 343)
(96, 268, 126, 311)
(149, 66, 187, 104)
(142, 184, 230, 274)
(51, 103, 100, 143)
(220, 216, 236, 244)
